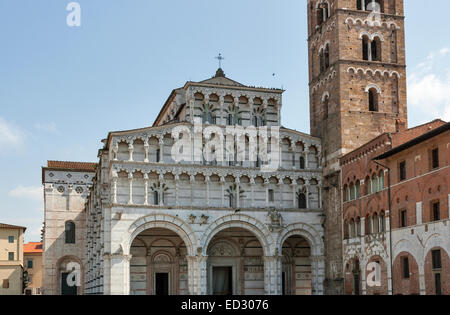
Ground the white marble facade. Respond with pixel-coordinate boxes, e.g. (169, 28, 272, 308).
(49, 71, 325, 295)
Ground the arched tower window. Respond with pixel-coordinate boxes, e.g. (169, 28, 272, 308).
(371, 37, 382, 61)
(368, 88, 379, 112)
(322, 93, 330, 119)
(362, 35, 382, 62)
(65, 221, 76, 244)
(319, 49, 325, 73)
(357, 0, 383, 12)
(362, 36, 370, 61)
(324, 43, 330, 69)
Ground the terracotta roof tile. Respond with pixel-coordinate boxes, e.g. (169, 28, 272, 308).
(24, 242, 43, 253)
(47, 161, 97, 172)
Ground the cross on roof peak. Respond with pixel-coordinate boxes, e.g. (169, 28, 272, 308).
(215, 53, 225, 69)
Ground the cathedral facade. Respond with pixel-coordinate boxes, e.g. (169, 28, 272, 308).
(43, 71, 326, 295)
(41, 0, 449, 295)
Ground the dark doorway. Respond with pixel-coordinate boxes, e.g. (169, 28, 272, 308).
(61, 272, 77, 295)
(212, 267, 233, 295)
(155, 273, 169, 295)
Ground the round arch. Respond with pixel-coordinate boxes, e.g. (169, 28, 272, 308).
(200, 214, 273, 256)
(277, 223, 324, 257)
(124, 214, 198, 257)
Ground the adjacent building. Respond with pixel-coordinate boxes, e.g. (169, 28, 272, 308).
(24, 242, 44, 295)
(341, 120, 449, 295)
(42, 161, 96, 295)
(0, 223, 26, 295)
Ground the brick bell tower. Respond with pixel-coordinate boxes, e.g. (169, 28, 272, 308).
(307, 0, 408, 294)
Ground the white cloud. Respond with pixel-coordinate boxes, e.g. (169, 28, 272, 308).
(8, 186, 43, 203)
(0, 117, 24, 148)
(34, 121, 58, 133)
(408, 48, 450, 123)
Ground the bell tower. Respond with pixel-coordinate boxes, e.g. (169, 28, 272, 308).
(307, 0, 408, 294)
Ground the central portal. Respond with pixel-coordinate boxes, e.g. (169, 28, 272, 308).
(207, 227, 265, 295)
(212, 267, 233, 295)
(155, 273, 169, 295)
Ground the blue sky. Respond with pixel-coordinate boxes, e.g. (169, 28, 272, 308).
(0, 1, 449, 242)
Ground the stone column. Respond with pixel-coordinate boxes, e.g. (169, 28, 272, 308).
(159, 174, 164, 206)
(190, 175, 195, 205)
(104, 254, 132, 295)
(304, 149, 310, 170)
(385, 210, 392, 295)
(128, 173, 133, 205)
(292, 182, 297, 208)
(144, 141, 149, 163)
(236, 178, 240, 208)
(278, 182, 283, 209)
(206, 177, 210, 207)
(128, 143, 134, 162)
(187, 255, 208, 295)
(418, 264, 426, 295)
(318, 183, 322, 208)
(175, 174, 180, 206)
(264, 256, 282, 295)
(144, 174, 149, 206)
(305, 184, 310, 209)
(250, 178, 255, 208)
(311, 255, 325, 295)
(221, 177, 225, 207)
(112, 143, 118, 161)
(158, 138, 164, 163)
(219, 96, 224, 126)
(112, 177, 118, 204)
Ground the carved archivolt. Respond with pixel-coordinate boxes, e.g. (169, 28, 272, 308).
(208, 241, 238, 257)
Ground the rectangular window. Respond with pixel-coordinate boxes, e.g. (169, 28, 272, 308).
(432, 250, 442, 270)
(2, 279, 9, 289)
(400, 210, 407, 228)
(268, 189, 274, 203)
(402, 257, 410, 279)
(399, 161, 406, 181)
(431, 202, 440, 222)
(27, 260, 34, 269)
(8, 236, 14, 243)
(431, 148, 439, 170)
(8, 252, 14, 261)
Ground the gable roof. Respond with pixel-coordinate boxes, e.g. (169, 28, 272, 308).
(375, 122, 450, 160)
(198, 68, 246, 87)
(0, 223, 26, 231)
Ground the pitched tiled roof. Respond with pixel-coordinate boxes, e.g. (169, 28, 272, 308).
(24, 242, 43, 253)
(0, 223, 27, 231)
(46, 161, 97, 172)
